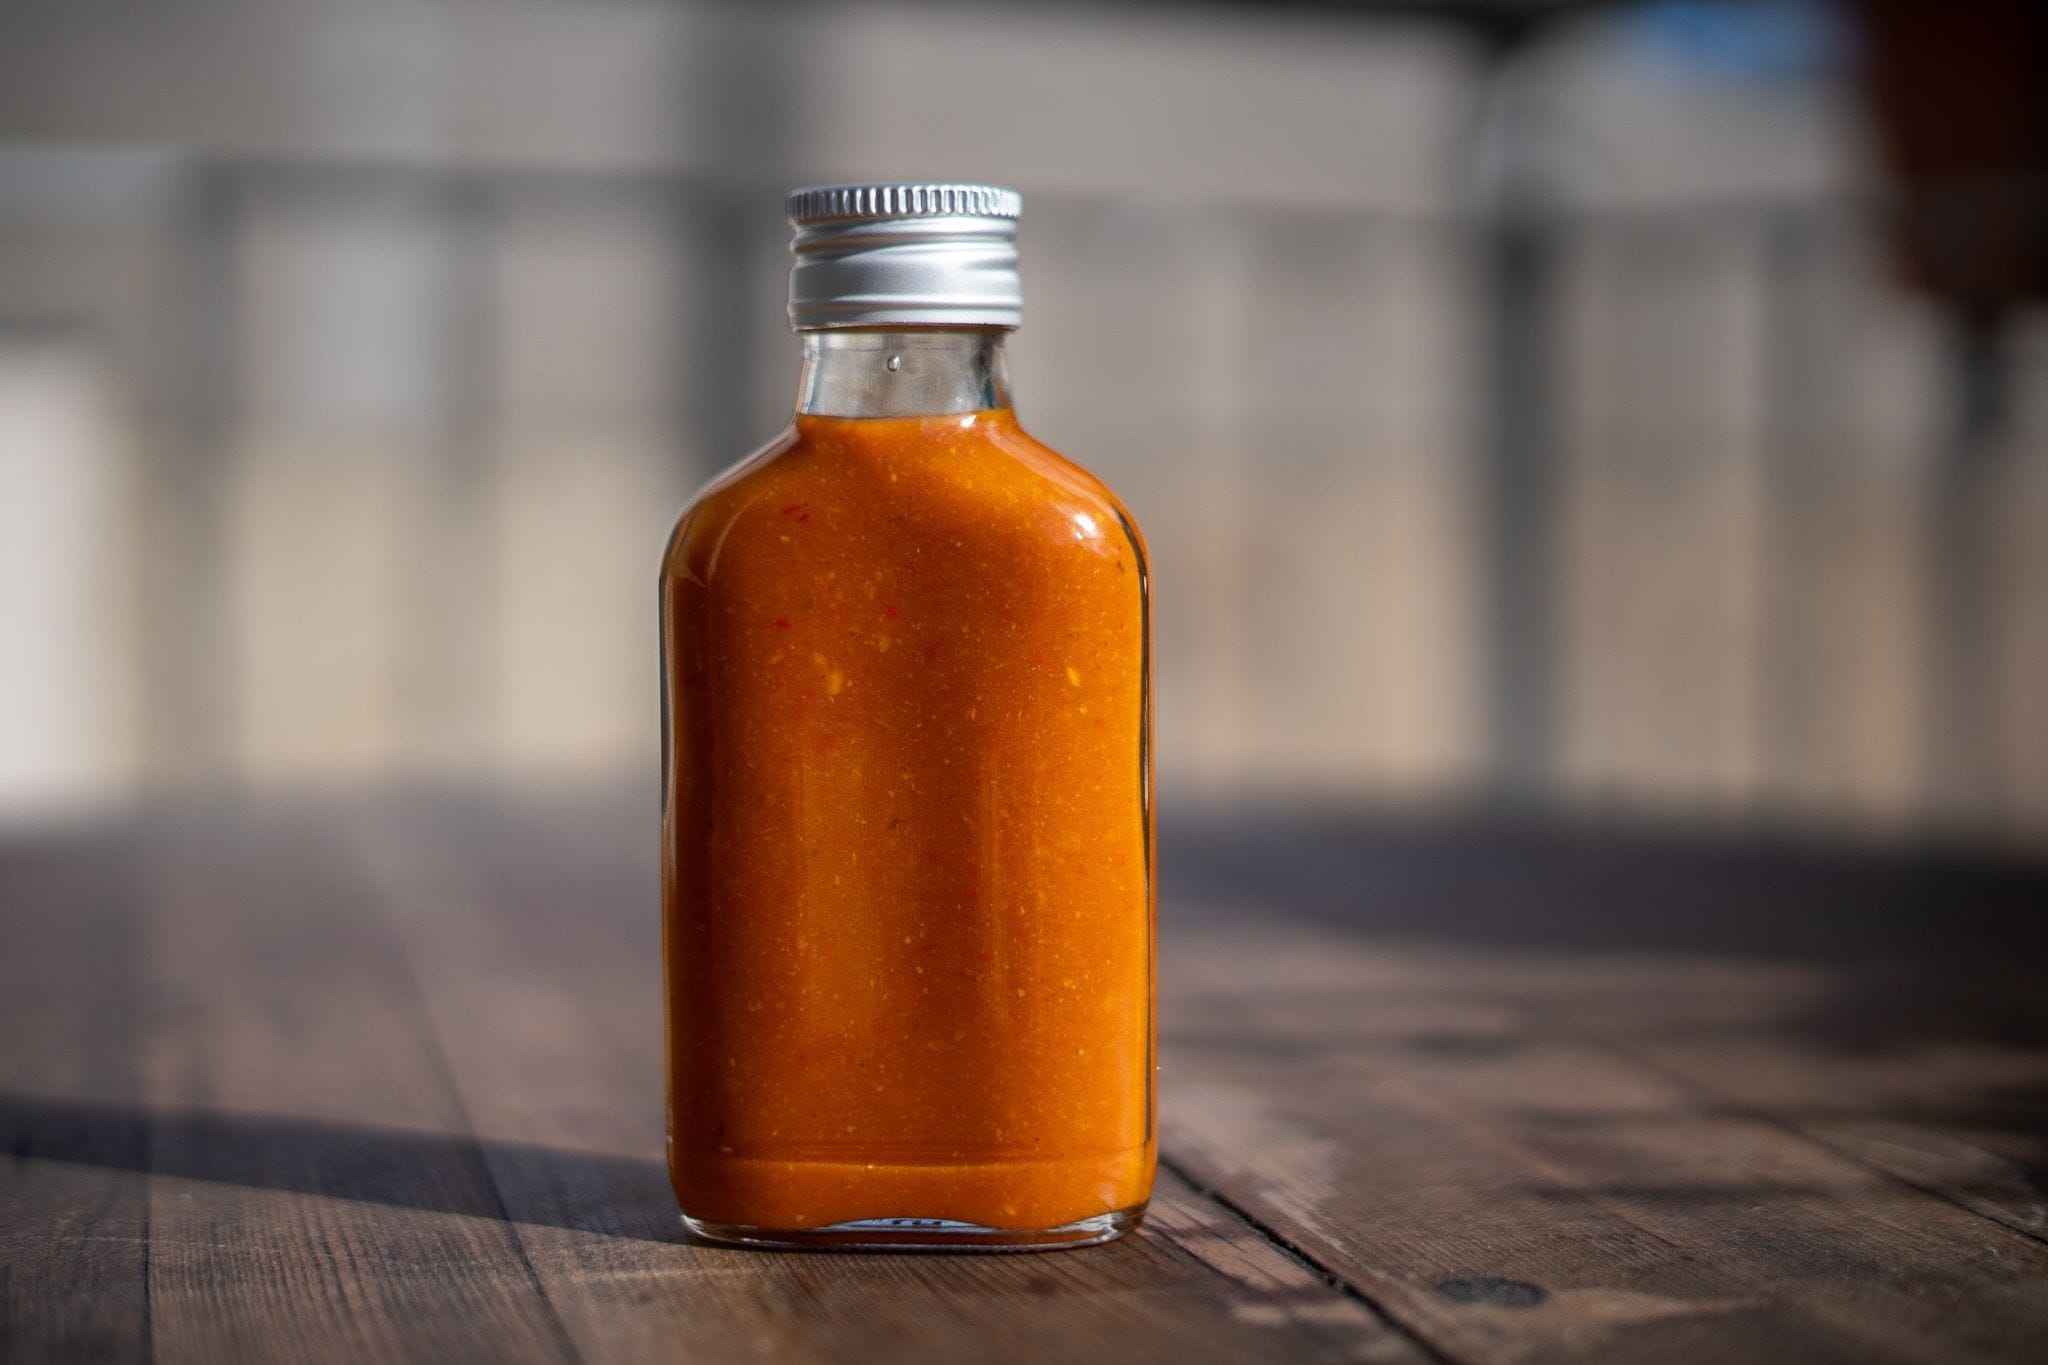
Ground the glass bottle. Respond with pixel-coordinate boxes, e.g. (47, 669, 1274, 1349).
(660, 184, 1154, 1250)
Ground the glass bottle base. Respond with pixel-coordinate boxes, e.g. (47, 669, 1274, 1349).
(681, 1203, 1145, 1253)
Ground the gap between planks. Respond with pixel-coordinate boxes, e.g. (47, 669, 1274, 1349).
(1158, 1152, 1462, 1365)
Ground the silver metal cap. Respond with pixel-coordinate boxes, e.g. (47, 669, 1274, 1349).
(786, 182, 1022, 331)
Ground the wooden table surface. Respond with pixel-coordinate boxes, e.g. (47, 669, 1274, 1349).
(5, 794, 2048, 1364)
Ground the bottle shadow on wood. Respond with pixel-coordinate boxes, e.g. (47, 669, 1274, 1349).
(0, 1090, 681, 1243)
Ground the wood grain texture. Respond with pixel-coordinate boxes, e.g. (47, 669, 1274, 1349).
(1615, 1036, 2048, 1247)
(1158, 904, 2048, 1365)
(5, 796, 2048, 1364)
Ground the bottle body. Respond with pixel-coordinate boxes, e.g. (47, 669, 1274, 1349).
(661, 332, 1154, 1248)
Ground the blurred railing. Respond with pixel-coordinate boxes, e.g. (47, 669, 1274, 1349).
(1, 150, 2044, 842)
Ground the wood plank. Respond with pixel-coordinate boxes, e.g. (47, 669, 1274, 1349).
(1160, 914, 2048, 1365)
(1556, 968, 2048, 1247)
(1275, 882, 2048, 1251)
(357, 797, 1431, 1365)
(1615, 1036, 2048, 1241)
(132, 808, 575, 1365)
(0, 825, 151, 1363)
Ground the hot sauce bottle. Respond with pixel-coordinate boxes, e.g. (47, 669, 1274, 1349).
(660, 184, 1155, 1249)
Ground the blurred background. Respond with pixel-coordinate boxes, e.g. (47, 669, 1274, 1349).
(1, 0, 2044, 848)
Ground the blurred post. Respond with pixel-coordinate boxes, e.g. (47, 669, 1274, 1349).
(1926, 302, 2010, 823)
(145, 164, 240, 788)
(1472, 22, 1568, 804)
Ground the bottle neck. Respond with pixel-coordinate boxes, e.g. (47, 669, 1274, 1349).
(795, 329, 1013, 419)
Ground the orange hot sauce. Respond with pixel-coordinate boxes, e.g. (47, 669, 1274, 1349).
(661, 403, 1155, 1246)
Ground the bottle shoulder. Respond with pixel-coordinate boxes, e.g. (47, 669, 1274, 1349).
(982, 416, 1147, 547)
(661, 424, 799, 575)
(663, 411, 1146, 587)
